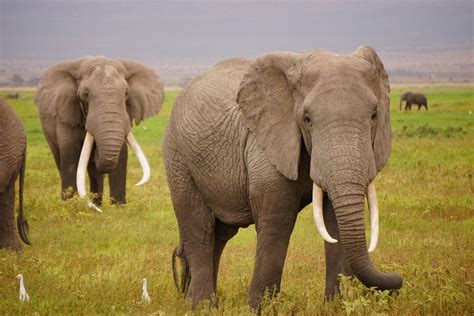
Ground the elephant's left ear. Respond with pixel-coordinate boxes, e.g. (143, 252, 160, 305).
(352, 45, 392, 172)
(119, 59, 164, 125)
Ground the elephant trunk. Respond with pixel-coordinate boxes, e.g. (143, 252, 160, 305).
(311, 129, 402, 291)
(329, 183, 402, 290)
(87, 105, 129, 172)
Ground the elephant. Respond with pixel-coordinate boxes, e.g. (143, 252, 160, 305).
(162, 45, 403, 309)
(0, 97, 30, 250)
(6, 91, 20, 99)
(400, 92, 428, 111)
(35, 56, 164, 210)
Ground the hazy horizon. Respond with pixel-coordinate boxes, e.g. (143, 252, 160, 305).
(1, 0, 472, 84)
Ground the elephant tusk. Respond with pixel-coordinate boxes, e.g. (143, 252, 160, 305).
(126, 132, 151, 186)
(313, 184, 338, 244)
(76, 132, 102, 213)
(367, 181, 379, 253)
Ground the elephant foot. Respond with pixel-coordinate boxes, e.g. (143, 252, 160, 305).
(110, 197, 126, 205)
(0, 236, 22, 251)
(172, 245, 191, 297)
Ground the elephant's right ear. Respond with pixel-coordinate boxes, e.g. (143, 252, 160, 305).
(237, 53, 303, 181)
(35, 59, 85, 127)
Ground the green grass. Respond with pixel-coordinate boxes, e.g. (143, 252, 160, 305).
(0, 86, 473, 315)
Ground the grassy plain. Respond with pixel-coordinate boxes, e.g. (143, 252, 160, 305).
(0, 85, 472, 315)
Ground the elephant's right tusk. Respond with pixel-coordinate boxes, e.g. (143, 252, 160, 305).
(76, 132, 102, 213)
(127, 132, 151, 186)
(367, 181, 379, 253)
(312, 184, 338, 244)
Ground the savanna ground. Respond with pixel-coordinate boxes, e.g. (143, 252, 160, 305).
(0, 85, 472, 315)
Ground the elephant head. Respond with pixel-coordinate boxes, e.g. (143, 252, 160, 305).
(237, 46, 402, 291)
(35, 57, 164, 204)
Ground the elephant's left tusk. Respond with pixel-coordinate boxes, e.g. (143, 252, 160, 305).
(313, 184, 338, 244)
(127, 132, 150, 186)
(367, 181, 379, 253)
(76, 132, 102, 213)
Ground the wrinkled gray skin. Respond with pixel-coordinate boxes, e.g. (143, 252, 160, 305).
(163, 46, 403, 309)
(0, 97, 30, 250)
(400, 92, 428, 111)
(35, 57, 164, 205)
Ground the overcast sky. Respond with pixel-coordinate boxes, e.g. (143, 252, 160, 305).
(1, 0, 472, 64)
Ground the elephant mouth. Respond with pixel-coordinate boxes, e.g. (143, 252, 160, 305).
(75, 132, 151, 212)
(312, 182, 379, 253)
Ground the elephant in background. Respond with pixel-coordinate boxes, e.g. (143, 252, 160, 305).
(0, 97, 30, 250)
(400, 92, 428, 111)
(35, 57, 164, 210)
(7, 91, 20, 99)
(163, 46, 402, 309)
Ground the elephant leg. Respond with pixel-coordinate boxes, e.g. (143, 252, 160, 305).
(213, 219, 239, 289)
(167, 163, 217, 307)
(59, 155, 79, 200)
(323, 193, 352, 301)
(109, 144, 128, 205)
(0, 180, 21, 250)
(57, 123, 83, 200)
(247, 189, 297, 309)
(87, 163, 104, 206)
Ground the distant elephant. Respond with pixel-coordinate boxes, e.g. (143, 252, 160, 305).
(400, 92, 428, 111)
(35, 57, 164, 210)
(0, 97, 30, 250)
(7, 91, 20, 99)
(163, 46, 402, 309)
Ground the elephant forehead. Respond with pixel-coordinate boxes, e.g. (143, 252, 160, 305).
(91, 64, 124, 85)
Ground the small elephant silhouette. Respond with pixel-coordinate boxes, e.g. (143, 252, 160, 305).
(400, 92, 428, 111)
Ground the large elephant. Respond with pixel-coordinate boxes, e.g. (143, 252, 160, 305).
(163, 46, 403, 309)
(35, 57, 164, 209)
(400, 92, 428, 111)
(0, 97, 30, 250)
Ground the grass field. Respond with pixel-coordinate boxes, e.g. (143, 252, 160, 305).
(0, 85, 472, 315)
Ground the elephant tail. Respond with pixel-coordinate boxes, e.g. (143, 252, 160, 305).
(399, 99, 403, 111)
(17, 147, 31, 246)
(172, 244, 190, 297)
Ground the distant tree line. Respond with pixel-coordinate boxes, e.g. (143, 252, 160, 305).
(0, 74, 40, 87)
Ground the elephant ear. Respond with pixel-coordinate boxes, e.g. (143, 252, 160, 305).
(35, 58, 85, 127)
(353, 45, 392, 172)
(237, 53, 303, 181)
(120, 59, 164, 125)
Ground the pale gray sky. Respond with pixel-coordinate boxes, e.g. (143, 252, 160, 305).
(1, 0, 472, 64)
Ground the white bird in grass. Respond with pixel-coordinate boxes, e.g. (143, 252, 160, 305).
(142, 278, 151, 304)
(16, 274, 29, 302)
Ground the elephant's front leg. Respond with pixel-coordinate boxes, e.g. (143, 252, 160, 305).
(323, 193, 352, 300)
(57, 123, 83, 199)
(87, 163, 104, 206)
(248, 191, 297, 309)
(108, 144, 127, 205)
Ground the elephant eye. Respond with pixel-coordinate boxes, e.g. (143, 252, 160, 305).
(304, 116, 311, 125)
(82, 89, 89, 99)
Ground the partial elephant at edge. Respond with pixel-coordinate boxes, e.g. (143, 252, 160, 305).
(0, 97, 31, 251)
(35, 56, 164, 209)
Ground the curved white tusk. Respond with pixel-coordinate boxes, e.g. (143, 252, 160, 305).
(127, 132, 150, 186)
(77, 132, 94, 198)
(76, 132, 102, 213)
(313, 184, 338, 243)
(367, 181, 379, 253)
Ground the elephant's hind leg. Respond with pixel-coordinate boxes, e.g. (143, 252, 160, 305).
(213, 219, 239, 289)
(0, 181, 21, 250)
(166, 160, 217, 307)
